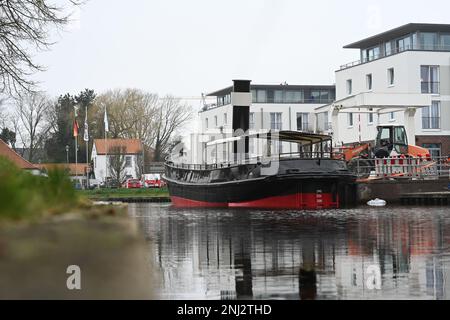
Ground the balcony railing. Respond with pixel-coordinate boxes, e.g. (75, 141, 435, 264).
(422, 117, 441, 130)
(421, 82, 440, 94)
(340, 44, 450, 70)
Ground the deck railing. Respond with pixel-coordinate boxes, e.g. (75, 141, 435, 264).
(167, 150, 338, 171)
(340, 44, 450, 70)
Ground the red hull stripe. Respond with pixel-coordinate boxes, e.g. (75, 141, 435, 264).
(170, 196, 227, 208)
(170, 193, 339, 209)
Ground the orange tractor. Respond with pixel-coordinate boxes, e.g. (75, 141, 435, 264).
(335, 124, 430, 177)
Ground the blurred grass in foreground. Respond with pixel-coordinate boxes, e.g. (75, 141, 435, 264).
(0, 157, 80, 221)
(79, 187, 169, 199)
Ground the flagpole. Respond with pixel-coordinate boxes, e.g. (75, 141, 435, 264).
(85, 105, 89, 190)
(75, 130, 78, 186)
(104, 104, 108, 188)
(74, 106, 78, 187)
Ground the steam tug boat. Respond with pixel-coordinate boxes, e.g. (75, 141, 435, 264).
(163, 80, 357, 209)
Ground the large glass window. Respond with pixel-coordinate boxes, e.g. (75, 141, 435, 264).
(270, 113, 282, 130)
(274, 90, 283, 103)
(296, 113, 309, 132)
(421, 32, 438, 50)
(319, 90, 329, 102)
(396, 35, 412, 52)
(256, 90, 267, 103)
(285, 91, 303, 103)
(441, 33, 450, 49)
(421, 65, 440, 94)
(422, 101, 441, 129)
(385, 42, 392, 55)
(311, 90, 320, 102)
(366, 46, 380, 62)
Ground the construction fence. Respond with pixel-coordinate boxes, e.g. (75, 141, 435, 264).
(354, 156, 450, 181)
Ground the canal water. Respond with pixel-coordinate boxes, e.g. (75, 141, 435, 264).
(129, 203, 450, 300)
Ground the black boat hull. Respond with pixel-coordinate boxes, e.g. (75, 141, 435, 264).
(164, 159, 357, 209)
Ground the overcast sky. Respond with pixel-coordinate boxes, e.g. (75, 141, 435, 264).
(32, 0, 450, 105)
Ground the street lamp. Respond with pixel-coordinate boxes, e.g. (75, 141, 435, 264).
(65, 145, 69, 163)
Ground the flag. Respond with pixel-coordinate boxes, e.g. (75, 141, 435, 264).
(73, 120, 79, 137)
(83, 113, 89, 142)
(104, 107, 109, 132)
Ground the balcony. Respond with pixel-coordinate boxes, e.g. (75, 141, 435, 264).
(422, 117, 441, 130)
(340, 44, 450, 71)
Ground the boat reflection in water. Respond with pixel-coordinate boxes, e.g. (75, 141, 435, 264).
(130, 204, 450, 300)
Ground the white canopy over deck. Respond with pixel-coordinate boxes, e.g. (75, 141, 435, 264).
(314, 92, 432, 144)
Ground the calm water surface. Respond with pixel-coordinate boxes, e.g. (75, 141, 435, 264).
(129, 203, 450, 300)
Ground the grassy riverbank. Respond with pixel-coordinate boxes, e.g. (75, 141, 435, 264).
(0, 157, 83, 222)
(0, 157, 160, 298)
(79, 187, 169, 199)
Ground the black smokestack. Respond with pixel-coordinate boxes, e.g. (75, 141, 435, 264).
(232, 80, 251, 160)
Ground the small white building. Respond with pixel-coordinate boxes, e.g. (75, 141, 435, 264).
(91, 139, 143, 183)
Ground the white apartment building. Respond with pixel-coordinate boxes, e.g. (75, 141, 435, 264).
(199, 83, 335, 162)
(316, 23, 450, 158)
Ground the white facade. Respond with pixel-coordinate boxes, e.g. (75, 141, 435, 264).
(198, 85, 334, 163)
(91, 142, 140, 183)
(331, 51, 450, 143)
(318, 24, 450, 157)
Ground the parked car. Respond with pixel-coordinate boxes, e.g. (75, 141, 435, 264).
(88, 179, 100, 189)
(142, 174, 165, 188)
(123, 178, 142, 189)
(100, 178, 120, 189)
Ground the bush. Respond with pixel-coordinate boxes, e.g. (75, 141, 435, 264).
(0, 157, 79, 221)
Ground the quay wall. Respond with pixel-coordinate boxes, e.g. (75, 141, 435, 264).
(357, 178, 450, 203)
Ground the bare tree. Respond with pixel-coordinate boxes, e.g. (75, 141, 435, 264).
(108, 145, 127, 186)
(0, 0, 82, 95)
(13, 91, 52, 162)
(91, 90, 193, 163)
(150, 96, 192, 161)
(91, 89, 158, 140)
